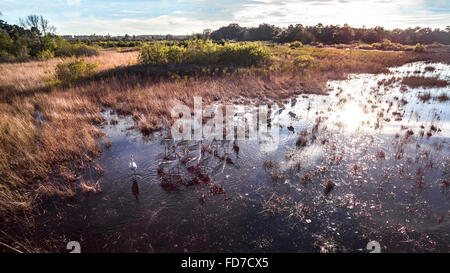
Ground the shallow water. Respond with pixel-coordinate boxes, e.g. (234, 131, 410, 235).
(40, 62, 449, 252)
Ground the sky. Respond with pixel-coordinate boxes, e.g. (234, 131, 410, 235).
(0, 0, 449, 35)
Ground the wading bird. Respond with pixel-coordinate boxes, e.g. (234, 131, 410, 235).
(129, 154, 137, 174)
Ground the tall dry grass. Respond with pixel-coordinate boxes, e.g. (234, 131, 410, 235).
(0, 49, 138, 93)
(0, 50, 136, 235)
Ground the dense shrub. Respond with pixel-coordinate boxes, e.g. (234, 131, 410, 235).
(139, 39, 270, 67)
(358, 40, 414, 51)
(414, 43, 426, 52)
(72, 43, 99, 57)
(53, 39, 99, 58)
(371, 39, 409, 51)
(0, 49, 15, 62)
(357, 43, 373, 50)
(54, 58, 99, 85)
(37, 49, 54, 60)
(0, 20, 99, 62)
(289, 41, 303, 48)
(166, 45, 186, 64)
(293, 55, 314, 71)
(94, 40, 143, 48)
(139, 42, 169, 65)
(221, 42, 270, 65)
(94, 41, 144, 48)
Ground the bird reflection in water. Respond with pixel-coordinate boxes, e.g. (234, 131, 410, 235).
(131, 179, 139, 202)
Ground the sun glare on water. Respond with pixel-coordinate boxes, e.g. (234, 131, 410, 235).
(337, 101, 368, 132)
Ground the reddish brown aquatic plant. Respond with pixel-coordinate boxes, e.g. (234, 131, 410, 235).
(416, 177, 425, 188)
(110, 118, 118, 125)
(199, 172, 211, 184)
(324, 178, 335, 194)
(104, 140, 112, 149)
(405, 129, 414, 138)
(402, 76, 448, 89)
(395, 148, 404, 159)
(263, 159, 278, 169)
(225, 157, 234, 165)
(418, 92, 432, 102)
(435, 93, 449, 102)
(80, 180, 102, 194)
(376, 150, 386, 159)
(301, 172, 312, 183)
(296, 130, 309, 147)
(232, 140, 239, 154)
(93, 164, 104, 175)
(161, 182, 179, 191)
(187, 177, 201, 186)
(210, 184, 226, 195)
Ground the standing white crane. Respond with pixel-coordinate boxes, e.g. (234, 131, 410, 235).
(129, 154, 137, 175)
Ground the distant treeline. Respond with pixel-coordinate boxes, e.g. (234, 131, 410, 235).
(210, 23, 450, 45)
(2, 14, 450, 63)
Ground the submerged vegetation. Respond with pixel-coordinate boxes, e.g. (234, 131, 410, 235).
(401, 76, 448, 89)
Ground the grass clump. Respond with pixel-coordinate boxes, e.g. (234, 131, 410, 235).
(435, 93, 449, 102)
(418, 92, 449, 103)
(401, 76, 448, 89)
(418, 92, 432, 102)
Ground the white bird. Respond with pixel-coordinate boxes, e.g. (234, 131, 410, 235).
(129, 154, 137, 173)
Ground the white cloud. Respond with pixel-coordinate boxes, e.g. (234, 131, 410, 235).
(119, 10, 145, 14)
(233, 0, 448, 29)
(52, 0, 449, 34)
(55, 14, 229, 35)
(67, 0, 83, 6)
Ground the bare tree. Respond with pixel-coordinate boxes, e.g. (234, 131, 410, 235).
(19, 14, 40, 29)
(39, 15, 55, 35)
(19, 14, 55, 35)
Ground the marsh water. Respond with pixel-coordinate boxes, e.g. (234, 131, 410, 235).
(40, 62, 449, 252)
